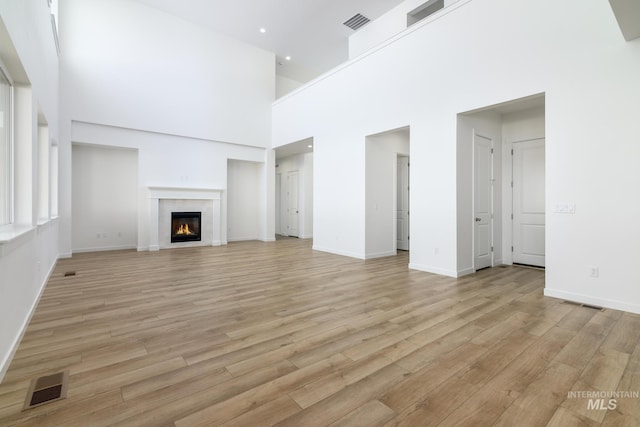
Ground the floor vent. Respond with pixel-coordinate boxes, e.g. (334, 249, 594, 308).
(23, 370, 69, 410)
(343, 13, 370, 31)
(563, 300, 604, 311)
(64, 271, 76, 277)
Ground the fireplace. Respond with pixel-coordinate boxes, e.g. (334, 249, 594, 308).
(171, 212, 201, 243)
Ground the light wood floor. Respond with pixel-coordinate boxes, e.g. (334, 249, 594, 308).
(1, 239, 639, 426)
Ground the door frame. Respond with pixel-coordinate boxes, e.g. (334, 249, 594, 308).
(286, 170, 300, 237)
(395, 154, 410, 251)
(275, 172, 282, 235)
(503, 137, 546, 265)
(472, 132, 494, 271)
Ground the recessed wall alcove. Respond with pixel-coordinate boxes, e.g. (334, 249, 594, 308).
(148, 187, 222, 250)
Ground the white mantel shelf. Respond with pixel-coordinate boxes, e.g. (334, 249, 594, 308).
(148, 187, 223, 251)
(148, 187, 224, 200)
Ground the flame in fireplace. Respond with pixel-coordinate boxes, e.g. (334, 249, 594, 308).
(175, 224, 195, 235)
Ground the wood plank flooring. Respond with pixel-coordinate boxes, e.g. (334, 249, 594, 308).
(0, 238, 639, 426)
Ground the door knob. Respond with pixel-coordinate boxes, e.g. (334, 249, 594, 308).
(475, 217, 481, 222)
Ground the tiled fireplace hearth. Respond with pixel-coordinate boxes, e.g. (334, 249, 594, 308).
(148, 187, 222, 250)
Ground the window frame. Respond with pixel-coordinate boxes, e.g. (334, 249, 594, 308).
(0, 59, 14, 227)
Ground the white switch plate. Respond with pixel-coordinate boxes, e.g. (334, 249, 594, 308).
(555, 203, 576, 214)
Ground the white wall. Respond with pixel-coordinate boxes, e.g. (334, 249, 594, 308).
(0, 0, 60, 380)
(58, 0, 274, 255)
(59, 0, 273, 146)
(349, 0, 462, 59)
(72, 144, 138, 252)
(365, 130, 409, 258)
(227, 160, 262, 241)
(273, 0, 640, 313)
(70, 122, 266, 250)
(276, 75, 304, 99)
(276, 153, 314, 239)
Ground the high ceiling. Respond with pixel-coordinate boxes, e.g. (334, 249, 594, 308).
(134, 0, 405, 82)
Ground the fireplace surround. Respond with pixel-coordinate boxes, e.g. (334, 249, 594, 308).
(147, 187, 223, 251)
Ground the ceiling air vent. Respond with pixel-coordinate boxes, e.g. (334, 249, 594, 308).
(343, 13, 370, 31)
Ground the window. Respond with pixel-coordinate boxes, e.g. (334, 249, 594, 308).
(0, 67, 11, 226)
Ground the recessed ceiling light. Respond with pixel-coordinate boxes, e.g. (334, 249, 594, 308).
(259, 28, 266, 33)
(285, 56, 291, 61)
(308, 144, 313, 148)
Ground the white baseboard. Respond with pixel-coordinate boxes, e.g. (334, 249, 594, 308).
(364, 251, 397, 260)
(299, 234, 313, 239)
(59, 252, 72, 259)
(408, 262, 458, 278)
(0, 257, 57, 383)
(544, 288, 640, 315)
(73, 245, 137, 254)
(228, 236, 260, 242)
(457, 267, 475, 277)
(312, 245, 366, 260)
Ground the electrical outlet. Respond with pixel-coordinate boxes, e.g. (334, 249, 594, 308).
(589, 267, 599, 278)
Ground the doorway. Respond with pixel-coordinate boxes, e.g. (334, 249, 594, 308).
(274, 140, 313, 239)
(397, 156, 410, 251)
(511, 138, 545, 267)
(286, 170, 300, 237)
(364, 126, 410, 258)
(458, 93, 545, 275)
(473, 134, 493, 270)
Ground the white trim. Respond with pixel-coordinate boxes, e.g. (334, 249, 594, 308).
(457, 267, 475, 277)
(147, 187, 223, 251)
(544, 288, 640, 315)
(364, 250, 397, 260)
(72, 244, 137, 254)
(504, 137, 546, 266)
(408, 262, 459, 278)
(472, 131, 494, 271)
(312, 245, 366, 260)
(228, 236, 261, 242)
(0, 257, 57, 382)
(0, 225, 36, 257)
(0, 61, 14, 229)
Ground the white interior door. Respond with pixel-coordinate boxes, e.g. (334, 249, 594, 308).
(275, 173, 282, 235)
(474, 134, 493, 270)
(512, 139, 545, 267)
(397, 156, 410, 251)
(287, 171, 299, 237)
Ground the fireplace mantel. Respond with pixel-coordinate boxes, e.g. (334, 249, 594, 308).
(148, 187, 223, 251)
